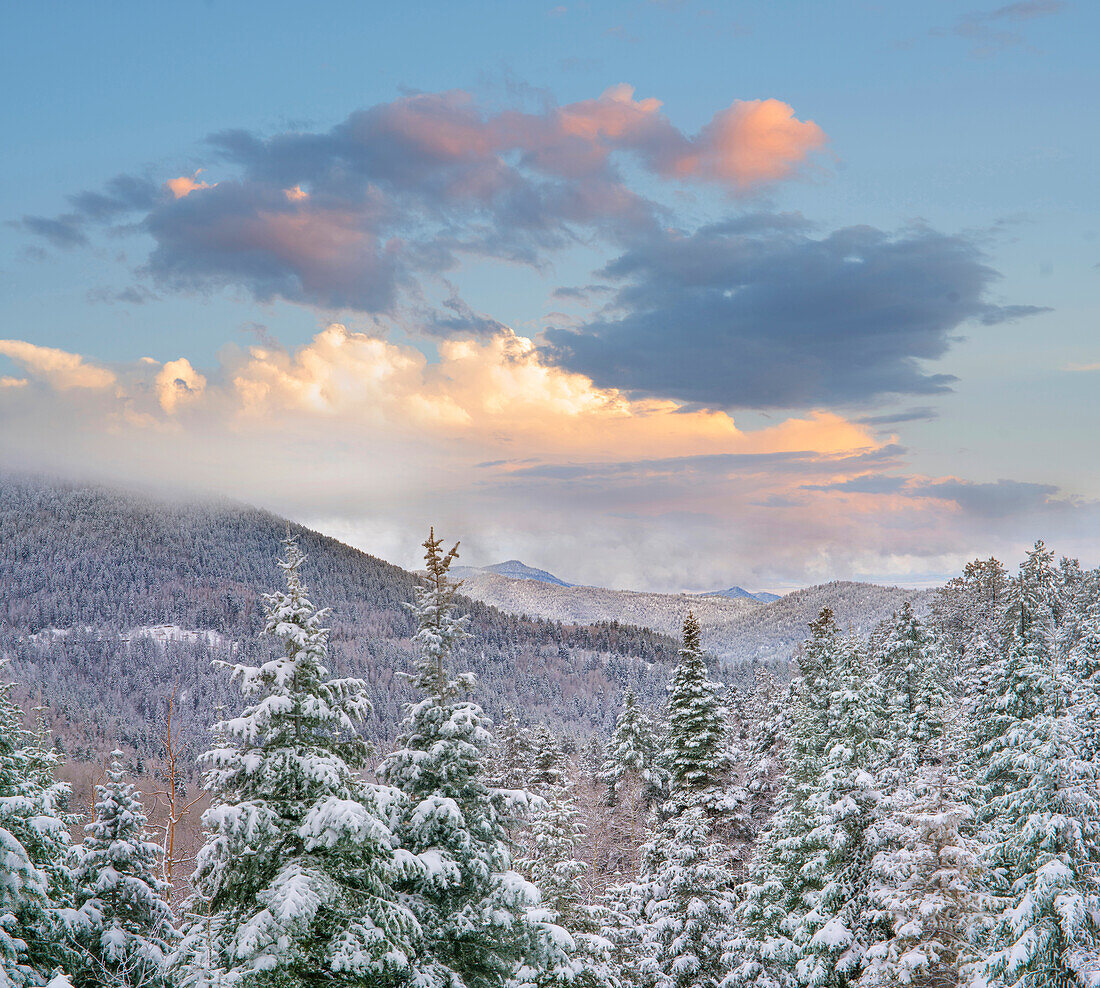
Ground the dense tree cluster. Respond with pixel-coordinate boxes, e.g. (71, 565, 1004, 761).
(4, 478, 1100, 987)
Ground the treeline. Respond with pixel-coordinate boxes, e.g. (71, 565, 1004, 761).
(0, 475, 681, 746)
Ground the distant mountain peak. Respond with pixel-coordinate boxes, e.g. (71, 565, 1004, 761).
(481, 560, 572, 587)
(700, 586, 782, 604)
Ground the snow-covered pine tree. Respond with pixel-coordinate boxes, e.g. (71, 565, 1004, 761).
(380, 530, 577, 988)
(969, 544, 1100, 987)
(664, 613, 730, 807)
(734, 610, 885, 988)
(174, 534, 420, 988)
(494, 709, 535, 789)
(861, 752, 980, 986)
(531, 727, 564, 792)
(872, 603, 947, 769)
(0, 671, 75, 988)
(616, 614, 742, 988)
(601, 689, 663, 810)
(68, 751, 175, 988)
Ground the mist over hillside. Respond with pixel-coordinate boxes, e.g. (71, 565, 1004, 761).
(0, 474, 679, 755)
(458, 569, 933, 667)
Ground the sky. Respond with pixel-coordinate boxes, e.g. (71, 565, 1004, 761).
(1, 0, 1097, 593)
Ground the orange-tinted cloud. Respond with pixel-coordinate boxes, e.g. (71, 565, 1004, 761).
(672, 99, 827, 186)
(165, 170, 213, 199)
(0, 339, 116, 390)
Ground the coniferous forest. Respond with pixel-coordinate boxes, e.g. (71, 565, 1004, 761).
(2, 486, 1100, 987)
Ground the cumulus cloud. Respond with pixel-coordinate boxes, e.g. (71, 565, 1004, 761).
(155, 357, 207, 412)
(0, 340, 116, 390)
(543, 219, 1047, 409)
(0, 324, 1092, 588)
(23, 86, 824, 315)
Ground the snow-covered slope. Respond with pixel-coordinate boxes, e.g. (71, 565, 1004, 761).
(458, 572, 934, 669)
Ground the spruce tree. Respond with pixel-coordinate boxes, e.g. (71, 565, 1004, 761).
(380, 530, 577, 988)
(0, 672, 75, 988)
(69, 751, 174, 988)
(174, 535, 420, 988)
(664, 613, 729, 805)
(735, 611, 885, 988)
(620, 614, 740, 988)
(969, 544, 1100, 987)
(872, 603, 946, 768)
(601, 689, 662, 809)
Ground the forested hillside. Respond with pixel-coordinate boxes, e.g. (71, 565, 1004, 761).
(458, 568, 933, 665)
(0, 474, 679, 754)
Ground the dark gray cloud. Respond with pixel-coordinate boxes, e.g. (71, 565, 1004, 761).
(803, 475, 910, 495)
(908, 477, 1062, 518)
(856, 406, 939, 426)
(15, 214, 88, 249)
(543, 221, 1046, 409)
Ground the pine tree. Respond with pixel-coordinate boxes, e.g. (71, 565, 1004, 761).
(531, 727, 564, 792)
(969, 544, 1100, 987)
(664, 614, 730, 806)
(601, 689, 663, 809)
(619, 614, 741, 988)
(174, 535, 420, 988)
(380, 530, 577, 988)
(0, 672, 75, 988)
(735, 611, 885, 988)
(494, 709, 535, 789)
(68, 751, 175, 988)
(861, 758, 980, 987)
(873, 603, 946, 768)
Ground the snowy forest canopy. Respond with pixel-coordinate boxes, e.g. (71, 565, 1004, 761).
(2, 475, 1100, 986)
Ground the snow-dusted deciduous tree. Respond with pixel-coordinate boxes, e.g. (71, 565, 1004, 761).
(174, 534, 420, 988)
(68, 751, 175, 988)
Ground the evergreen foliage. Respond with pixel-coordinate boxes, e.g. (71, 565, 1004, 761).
(68, 751, 175, 988)
(380, 530, 577, 988)
(174, 536, 419, 988)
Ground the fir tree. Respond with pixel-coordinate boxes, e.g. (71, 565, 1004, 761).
(601, 689, 663, 809)
(664, 613, 730, 805)
(0, 671, 75, 988)
(873, 603, 946, 768)
(735, 612, 885, 988)
(969, 545, 1100, 987)
(621, 615, 741, 988)
(380, 530, 577, 988)
(174, 535, 420, 988)
(68, 751, 174, 988)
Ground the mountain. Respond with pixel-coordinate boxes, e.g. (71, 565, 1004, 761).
(0, 474, 679, 757)
(457, 571, 935, 669)
(702, 586, 778, 603)
(455, 559, 572, 586)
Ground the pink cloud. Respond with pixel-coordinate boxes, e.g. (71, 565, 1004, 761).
(668, 99, 827, 186)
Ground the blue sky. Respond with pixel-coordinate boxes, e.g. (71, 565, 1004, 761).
(1, 0, 1097, 590)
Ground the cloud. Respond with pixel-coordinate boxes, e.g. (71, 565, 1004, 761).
(856, 406, 939, 426)
(15, 214, 88, 249)
(24, 86, 825, 316)
(165, 170, 213, 199)
(0, 340, 116, 390)
(155, 357, 207, 412)
(1064, 361, 1100, 372)
(543, 220, 1046, 409)
(1, 325, 1094, 590)
(942, 0, 1066, 54)
(907, 477, 1063, 518)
